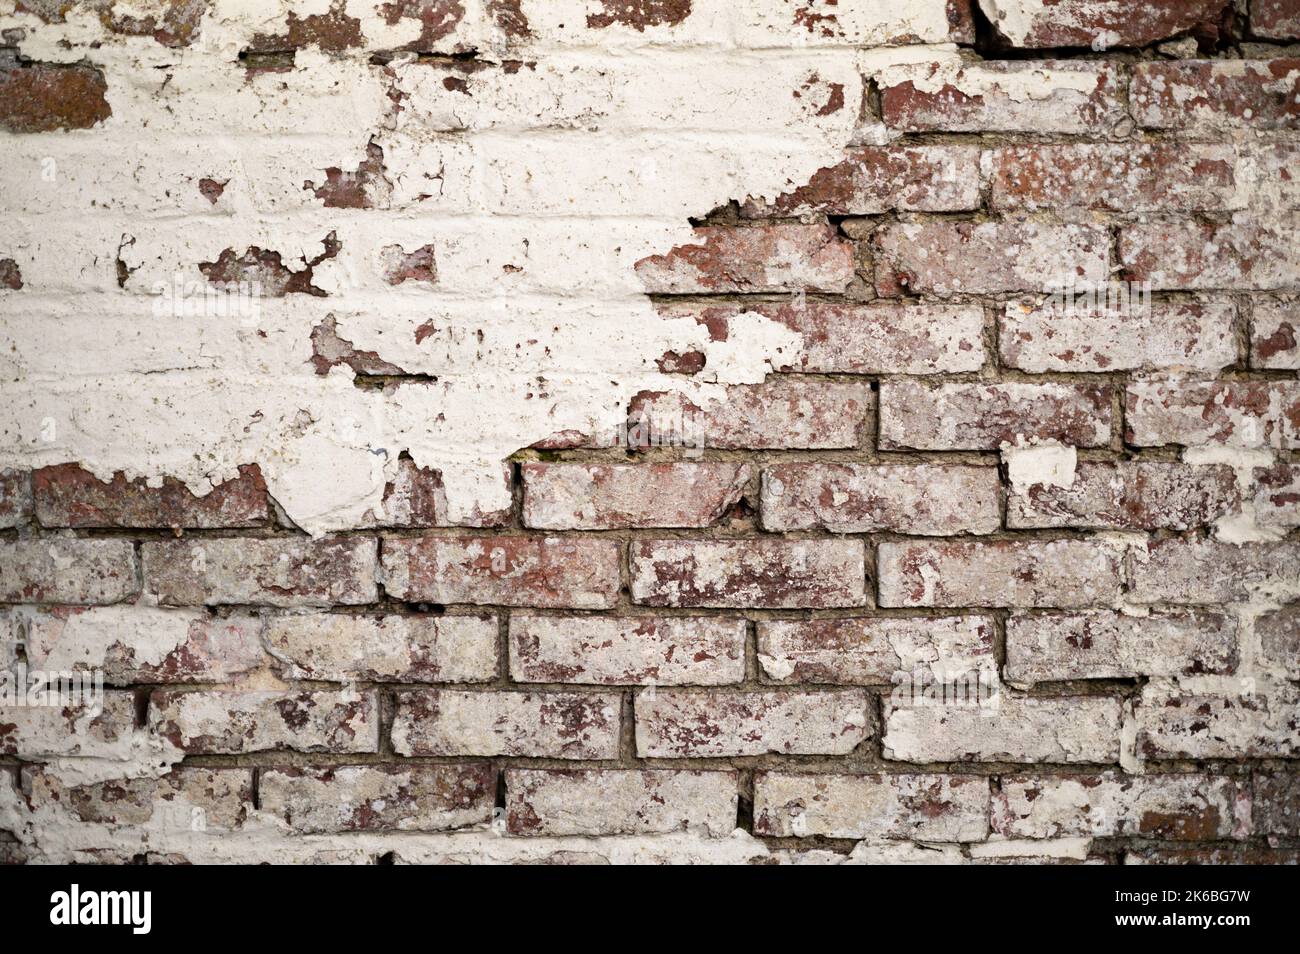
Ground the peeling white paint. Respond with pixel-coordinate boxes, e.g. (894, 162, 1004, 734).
(1001, 439, 1077, 495)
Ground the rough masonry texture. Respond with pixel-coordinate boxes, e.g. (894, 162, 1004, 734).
(0, 0, 1298, 866)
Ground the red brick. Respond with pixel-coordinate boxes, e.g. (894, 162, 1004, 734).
(1127, 847, 1300, 864)
(1135, 691, 1300, 759)
(754, 772, 989, 840)
(263, 612, 498, 682)
(260, 764, 495, 833)
(1004, 610, 1237, 684)
(761, 463, 999, 534)
(635, 689, 869, 757)
(1006, 462, 1240, 530)
(33, 463, 268, 528)
(1132, 59, 1300, 131)
(1255, 0, 1300, 38)
(879, 60, 1124, 133)
(988, 0, 1229, 47)
(993, 773, 1246, 840)
(1125, 379, 1300, 449)
(23, 767, 254, 831)
(740, 145, 980, 216)
(631, 538, 866, 608)
(381, 535, 621, 609)
(1254, 462, 1300, 530)
(878, 540, 1124, 608)
(1256, 605, 1300, 677)
(1128, 538, 1300, 604)
(624, 379, 869, 449)
(1251, 300, 1300, 369)
(757, 616, 993, 685)
(1121, 217, 1300, 290)
(391, 689, 620, 758)
(883, 695, 1123, 763)
(659, 300, 986, 374)
(873, 220, 1109, 296)
(0, 62, 111, 133)
(149, 689, 380, 754)
(0, 538, 138, 605)
(990, 143, 1238, 213)
(0, 470, 31, 528)
(634, 224, 854, 293)
(1254, 771, 1300, 837)
(505, 769, 737, 836)
(509, 614, 745, 685)
(879, 381, 1112, 450)
(142, 537, 377, 607)
(6, 605, 265, 684)
(1000, 301, 1236, 373)
(521, 462, 749, 529)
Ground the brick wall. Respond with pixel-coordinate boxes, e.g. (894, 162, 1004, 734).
(1, 0, 1298, 864)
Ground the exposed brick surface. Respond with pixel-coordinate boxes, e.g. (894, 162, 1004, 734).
(522, 462, 749, 529)
(1131, 59, 1300, 131)
(879, 381, 1112, 450)
(34, 463, 268, 528)
(1128, 539, 1300, 604)
(635, 224, 854, 293)
(1135, 692, 1300, 759)
(1125, 379, 1300, 449)
(510, 614, 745, 685)
(1122, 218, 1300, 290)
(762, 463, 1000, 535)
(149, 689, 380, 754)
(1258, 605, 1300, 677)
(877, 540, 1125, 608)
(1251, 300, 1300, 369)
(1255, 0, 1300, 38)
(982, 0, 1231, 48)
(505, 769, 737, 836)
(631, 538, 867, 608)
(0, 469, 31, 528)
(0, 538, 138, 605)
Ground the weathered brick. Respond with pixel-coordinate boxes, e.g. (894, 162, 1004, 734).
(1255, 0, 1300, 38)
(1257, 605, 1300, 677)
(635, 689, 869, 757)
(522, 462, 749, 529)
(757, 616, 994, 685)
(0, 470, 31, 528)
(149, 689, 379, 754)
(873, 220, 1109, 296)
(1121, 217, 1300, 290)
(655, 301, 986, 374)
(762, 463, 999, 535)
(982, 0, 1231, 48)
(883, 695, 1123, 763)
(364, 457, 511, 528)
(753, 772, 990, 841)
(1128, 539, 1300, 604)
(624, 378, 869, 449)
(33, 463, 267, 528)
(505, 769, 737, 836)
(143, 537, 377, 607)
(741, 145, 980, 216)
(634, 224, 854, 293)
(1254, 771, 1300, 837)
(990, 144, 1238, 213)
(1127, 847, 1300, 864)
(1251, 300, 1300, 369)
(509, 614, 745, 685)
(1135, 691, 1300, 759)
(1255, 462, 1300, 530)
(260, 764, 495, 833)
(879, 60, 1124, 133)
(1006, 462, 1240, 530)
(1000, 301, 1237, 373)
(4, 605, 265, 684)
(381, 535, 621, 609)
(0, 62, 111, 133)
(1131, 59, 1300, 131)
(391, 689, 620, 758)
(993, 773, 1246, 840)
(1, 691, 138, 758)
(878, 540, 1123, 609)
(879, 381, 1111, 450)
(631, 538, 866, 608)
(25, 767, 253, 831)
(1125, 379, 1300, 449)
(0, 538, 138, 605)
(1005, 610, 1237, 684)
(263, 613, 498, 682)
